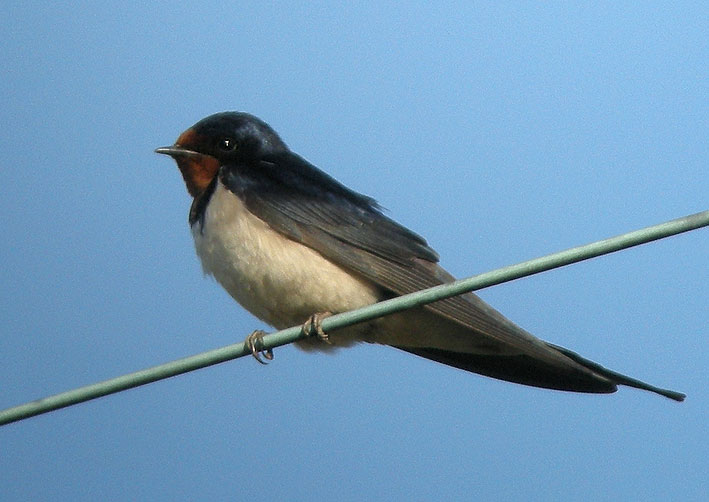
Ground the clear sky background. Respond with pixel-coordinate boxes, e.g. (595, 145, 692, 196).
(1, 2, 707, 501)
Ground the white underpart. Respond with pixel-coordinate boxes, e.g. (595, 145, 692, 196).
(192, 182, 525, 355)
(192, 182, 380, 340)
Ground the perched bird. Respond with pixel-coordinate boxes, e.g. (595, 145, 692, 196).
(156, 111, 684, 401)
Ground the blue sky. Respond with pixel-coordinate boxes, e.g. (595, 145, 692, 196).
(1, 2, 707, 501)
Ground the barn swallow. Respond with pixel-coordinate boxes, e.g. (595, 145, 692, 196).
(156, 111, 684, 401)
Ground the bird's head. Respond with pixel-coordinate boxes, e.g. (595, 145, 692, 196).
(155, 112, 288, 197)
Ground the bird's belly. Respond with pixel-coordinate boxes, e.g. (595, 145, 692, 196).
(192, 183, 381, 340)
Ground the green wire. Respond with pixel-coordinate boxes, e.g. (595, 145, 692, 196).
(1, 209, 707, 426)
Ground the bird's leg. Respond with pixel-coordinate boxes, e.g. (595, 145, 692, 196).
(245, 329, 274, 364)
(302, 311, 334, 344)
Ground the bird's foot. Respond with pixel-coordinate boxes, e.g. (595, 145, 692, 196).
(302, 311, 333, 344)
(245, 329, 274, 364)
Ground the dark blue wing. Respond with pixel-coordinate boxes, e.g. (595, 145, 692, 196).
(219, 153, 566, 359)
(221, 151, 439, 266)
(217, 153, 684, 399)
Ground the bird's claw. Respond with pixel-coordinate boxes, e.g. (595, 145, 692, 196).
(245, 329, 274, 364)
(302, 311, 333, 344)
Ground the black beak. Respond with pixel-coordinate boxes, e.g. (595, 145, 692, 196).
(154, 146, 202, 158)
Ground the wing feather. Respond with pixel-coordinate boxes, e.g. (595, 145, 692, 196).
(219, 155, 591, 373)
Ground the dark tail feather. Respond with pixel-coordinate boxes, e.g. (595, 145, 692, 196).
(396, 344, 685, 401)
(547, 343, 685, 402)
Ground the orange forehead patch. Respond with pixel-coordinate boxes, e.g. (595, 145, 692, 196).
(176, 128, 200, 148)
(173, 128, 219, 198)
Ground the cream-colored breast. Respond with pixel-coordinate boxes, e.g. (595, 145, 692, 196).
(191, 182, 381, 338)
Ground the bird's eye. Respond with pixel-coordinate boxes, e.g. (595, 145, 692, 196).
(217, 137, 237, 152)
